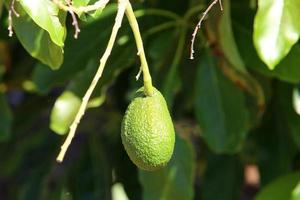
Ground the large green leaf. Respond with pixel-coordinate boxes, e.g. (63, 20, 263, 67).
(0, 93, 12, 141)
(194, 52, 249, 153)
(253, 0, 300, 69)
(19, 0, 66, 47)
(232, 7, 300, 83)
(202, 154, 243, 200)
(255, 172, 300, 200)
(139, 135, 195, 200)
(12, 3, 63, 69)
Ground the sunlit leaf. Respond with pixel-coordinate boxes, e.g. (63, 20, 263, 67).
(12, 3, 63, 69)
(233, 8, 300, 83)
(253, 0, 300, 69)
(19, 0, 66, 47)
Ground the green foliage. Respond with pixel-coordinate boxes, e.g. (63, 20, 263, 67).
(194, 51, 249, 153)
(255, 172, 300, 200)
(11, 2, 64, 69)
(1, 0, 300, 199)
(253, 0, 300, 69)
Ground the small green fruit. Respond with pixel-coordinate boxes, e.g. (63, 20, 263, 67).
(121, 87, 175, 171)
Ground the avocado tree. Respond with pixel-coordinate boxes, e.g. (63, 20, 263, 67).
(1, 0, 300, 199)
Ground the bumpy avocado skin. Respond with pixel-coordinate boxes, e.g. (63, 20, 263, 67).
(121, 87, 175, 171)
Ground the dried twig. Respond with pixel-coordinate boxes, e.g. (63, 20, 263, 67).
(65, 0, 80, 38)
(190, 0, 222, 59)
(56, 0, 127, 162)
(8, 0, 20, 37)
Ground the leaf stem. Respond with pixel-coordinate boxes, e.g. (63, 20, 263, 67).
(125, 1, 153, 96)
(56, 0, 127, 162)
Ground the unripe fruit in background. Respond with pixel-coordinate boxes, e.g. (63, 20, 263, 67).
(121, 87, 175, 171)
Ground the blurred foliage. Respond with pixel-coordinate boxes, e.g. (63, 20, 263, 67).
(1, 0, 300, 199)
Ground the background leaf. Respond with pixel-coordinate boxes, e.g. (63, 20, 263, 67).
(255, 172, 300, 200)
(202, 154, 243, 200)
(194, 51, 249, 153)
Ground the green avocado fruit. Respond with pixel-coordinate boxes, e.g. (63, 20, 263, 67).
(121, 87, 175, 171)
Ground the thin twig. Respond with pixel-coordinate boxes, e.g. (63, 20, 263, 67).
(125, 0, 153, 96)
(65, 0, 80, 39)
(56, 0, 127, 162)
(190, 0, 222, 59)
(8, 0, 20, 37)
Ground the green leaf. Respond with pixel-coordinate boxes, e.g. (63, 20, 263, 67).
(19, 0, 66, 47)
(233, 10, 300, 83)
(255, 172, 300, 200)
(194, 51, 249, 153)
(253, 0, 300, 69)
(202, 154, 243, 200)
(139, 135, 195, 200)
(12, 3, 63, 69)
(219, 0, 247, 74)
(0, 93, 12, 141)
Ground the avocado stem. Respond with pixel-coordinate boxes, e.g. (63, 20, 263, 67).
(125, 1, 154, 96)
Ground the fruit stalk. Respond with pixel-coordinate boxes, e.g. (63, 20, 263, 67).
(125, 1, 154, 96)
